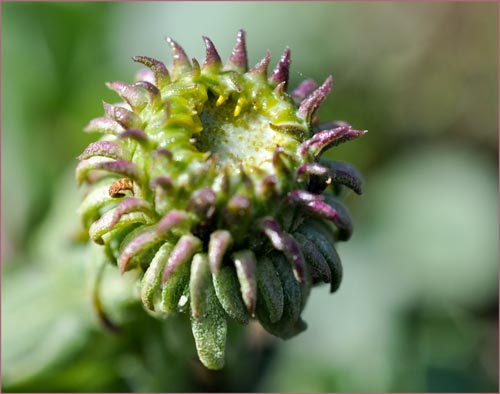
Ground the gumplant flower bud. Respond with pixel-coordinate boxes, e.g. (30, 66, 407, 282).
(77, 30, 365, 370)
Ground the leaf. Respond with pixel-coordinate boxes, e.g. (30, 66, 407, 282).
(256, 256, 284, 323)
(256, 253, 305, 339)
(296, 220, 343, 293)
(141, 242, 174, 311)
(161, 235, 201, 314)
(190, 253, 227, 370)
(232, 250, 257, 315)
(212, 265, 249, 324)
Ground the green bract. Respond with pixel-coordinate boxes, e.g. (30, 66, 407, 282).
(77, 30, 365, 369)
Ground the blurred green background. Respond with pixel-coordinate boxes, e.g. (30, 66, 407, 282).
(2, 2, 498, 392)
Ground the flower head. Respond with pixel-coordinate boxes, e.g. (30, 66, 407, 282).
(77, 30, 365, 369)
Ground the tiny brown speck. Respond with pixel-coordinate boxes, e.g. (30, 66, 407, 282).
(109, 178, 134, 198)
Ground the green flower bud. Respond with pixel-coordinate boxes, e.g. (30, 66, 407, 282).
(77, 30, 365, 370)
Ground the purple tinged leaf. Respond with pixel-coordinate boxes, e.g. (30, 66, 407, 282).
(95, 160, 140, 181)
(308, 200, 340, 221)
(202, 36, 222, 69)
(103, 102, 141, 129)
(248, 50, 271, 79)
(287, 190, 318, 204)
(156, 210, 190, 235)
(105, 81, 147, 111)
(226, 29, 248, 72)
(90, 197, 153, 243)
(223, 195, 251, 225)
(298, 76, 333, 122)
(260, 218, 306, 283)
(296, 162, 329, 181)
(260, 217, 286, 250)
(293, 232, 331, 284)
(118, 128, 149, 144)
(188, 188, 217, 218)
(287, 190, 337, 219)
(294, 192, 337, 221)
(162, 234, 202, 283)
(287, 191, 351, 237)
(190, 253, 212, 320)
(323, 195, 353, 241)
(92, 212, 149, 246)
(298, 126, 348, 157)
(161, 235, 201, 314)
(133, 81, 161, 104)
(229, 195, 251, 211)
(84, 117, 124, 135)
(77, 141, 126, 161)
(319, 159, 363, 195)
(328, 128, 367, 150)
(166, 37, 191, 75)
(282, 234, 307, 283)
(291, 79, 318, 104)
(269, 47, 291, 87)
(106, 197, 146, 223)
(76, 158, 141, 185)
(232, 250, 257, 316)
(132, 56, 170, 89)
(118, 226, 158, 273)
(208, 230, 233, 274)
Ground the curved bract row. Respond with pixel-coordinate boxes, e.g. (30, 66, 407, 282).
(76, 30, 365, 369)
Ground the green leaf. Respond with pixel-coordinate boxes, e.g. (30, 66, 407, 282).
(190, 253, 227, 370)
(232, 250, 257, 315)
(256, 255, 284, 323)
(212, 265, 249, 324)
(256, 253, 305, 339)
(161, 235, 201, 314)
(141, 242, 174, 311)
(297, 220, 342, 293)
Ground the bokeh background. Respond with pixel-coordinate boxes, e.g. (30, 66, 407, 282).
(2, 2, 498, 392)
